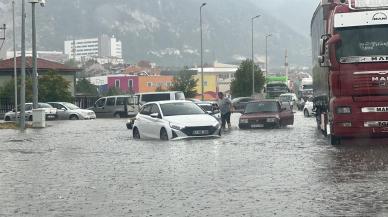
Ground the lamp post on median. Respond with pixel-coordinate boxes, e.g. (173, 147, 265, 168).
(29, 0, 46, 109)
(251, 15, 260, 96)
(200, 2, 207, 101)
(265, 33, 272, 79)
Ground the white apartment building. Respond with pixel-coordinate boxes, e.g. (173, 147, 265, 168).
(64, 35, 123, 63)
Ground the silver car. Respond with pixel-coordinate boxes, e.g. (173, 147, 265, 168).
(4, 103, 57, 121)
(48, 102, 96, 120)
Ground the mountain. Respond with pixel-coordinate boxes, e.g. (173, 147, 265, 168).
(0, 0, 312, 68)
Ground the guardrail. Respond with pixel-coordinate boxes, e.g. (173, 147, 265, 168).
(0, 97, 14, 114)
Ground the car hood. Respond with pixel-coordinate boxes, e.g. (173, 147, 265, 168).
(241, 112, 279, 119)
(163, 114, 218, 127)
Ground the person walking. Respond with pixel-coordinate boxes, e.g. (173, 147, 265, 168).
(218, 92, 232, 131)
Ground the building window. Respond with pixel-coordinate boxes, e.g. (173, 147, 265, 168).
(204, 81, 208, 86)
(128, 80, 133, 89)
(147, 82, 152, 87)
(115, 79, 120, 88)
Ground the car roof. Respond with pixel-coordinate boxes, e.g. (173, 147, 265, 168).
(248, 99, 279, 103)
(144, 100, 189, 105)
(136, 91, 182, 95)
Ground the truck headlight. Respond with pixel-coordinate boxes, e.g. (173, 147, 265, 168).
(336, 106, 352, 114)
(240, 119, 248, 124)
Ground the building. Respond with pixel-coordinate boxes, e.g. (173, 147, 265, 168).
(107, 75, 173, 93)
(64, 35, 123, 63)
(193, 74, 218, 100)
(0, 57, 79, 96)
(6, 51, 69, 63)
(190, 61, 238, 94)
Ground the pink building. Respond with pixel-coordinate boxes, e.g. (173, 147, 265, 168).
(107, 75, 139, 93)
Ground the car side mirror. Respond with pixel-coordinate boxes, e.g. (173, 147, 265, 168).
(150, 113, 160, 119)
(206, 111, 213, 115)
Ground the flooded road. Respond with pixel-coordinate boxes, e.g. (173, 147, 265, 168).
(1, 112, 388, 216)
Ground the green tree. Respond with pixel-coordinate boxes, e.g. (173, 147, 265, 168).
(0, 70, 73, 102)
(231, 59, 265, 97)
(170, 69, 198, 98)
(76, 78, 98, 96)
(103, 87, 124, 96)
(38, 70, 73, 102)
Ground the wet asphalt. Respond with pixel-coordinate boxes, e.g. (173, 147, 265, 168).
(1, 112, 388, 216)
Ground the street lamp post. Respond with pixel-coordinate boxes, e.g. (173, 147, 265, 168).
(251, 15, 260, 96)
(29, 0, 45, 109)
(21, 0, 26, 129)
(265, 33, 272, 79)
(12, 0, 17, 115)
(200, 2, 206, 101)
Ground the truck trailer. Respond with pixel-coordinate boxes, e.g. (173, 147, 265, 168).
(312, 0, 388, 145)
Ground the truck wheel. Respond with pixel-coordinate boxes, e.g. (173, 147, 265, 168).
(329, 134, 341, 146)
(4, 116, 11, 121)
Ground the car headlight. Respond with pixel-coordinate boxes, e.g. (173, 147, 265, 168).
(170, 123, 184, 130)
(266, 118, 277, 123)
(240, 119, 248, 124)
(336, 106, 352, 114)
(213, 122, 220, 129)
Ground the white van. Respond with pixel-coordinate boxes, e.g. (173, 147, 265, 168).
(91, 95, 139, 118)
(135, 91, 185, 105)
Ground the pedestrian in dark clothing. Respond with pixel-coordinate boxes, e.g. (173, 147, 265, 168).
(218, 92, 232, 130)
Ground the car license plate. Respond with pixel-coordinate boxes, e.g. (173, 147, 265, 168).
(251, 124, 264, 128)
(193, 130, 209, 135)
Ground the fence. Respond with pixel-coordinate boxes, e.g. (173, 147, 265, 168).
(74, 96, 99, 109)
(0, 98, 15, 118)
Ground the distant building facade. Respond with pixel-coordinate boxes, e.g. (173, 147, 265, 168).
(64, 35, 123, 64)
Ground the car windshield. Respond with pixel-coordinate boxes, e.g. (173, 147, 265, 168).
(279, 95, 292, 102)
(63, 102, 80, 110)
(336, 25, 388, 63)
(38, 103, 53, 108)
(160, 102, 205, 116)
(244, 102, 279, 113)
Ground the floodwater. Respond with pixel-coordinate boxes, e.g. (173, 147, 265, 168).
(1, 112, 388, 216)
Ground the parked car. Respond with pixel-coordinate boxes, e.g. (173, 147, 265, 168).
(279, 93, 298, 110)
(4, 103, 57, 121)
(232, 97, 255, 113)
(195, 101, 221, 122)
(132, 101, 221, 140)
(238, 100, 294, 129)
(135, 91, 185, 106)
(303, 97, 315, 117)
(48, 102, 96, 120)
(90, 95, 139, 118)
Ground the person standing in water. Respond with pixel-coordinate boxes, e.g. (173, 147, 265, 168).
(218, 92, 232, 130)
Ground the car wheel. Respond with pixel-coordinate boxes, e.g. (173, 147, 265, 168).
(133, 127, 140, 139)
(28, 116, 33, 121)
(4, 116, 11, 121)
(69, 114, 79, 120)
(160, 128, 169, 141)
(114, 113, 121, 118)
(304, 109, 310, 117)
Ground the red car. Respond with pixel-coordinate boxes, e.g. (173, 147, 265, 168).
(238, 100, 294, 129)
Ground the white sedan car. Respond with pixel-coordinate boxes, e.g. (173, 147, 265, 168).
(132, 101, 221, 140)
(48, 102, 96, 120)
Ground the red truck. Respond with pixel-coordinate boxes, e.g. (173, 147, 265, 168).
(312, 0, 388, 145)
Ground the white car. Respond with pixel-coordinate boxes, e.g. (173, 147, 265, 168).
(132, 101, 221, 140)
(303, 98, 315, 117)
(48, 102, 96, 120)
(4, 103, 57, 121)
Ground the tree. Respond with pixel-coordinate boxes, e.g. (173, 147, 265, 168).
(170, 69, 198, 98)
(76, 78, 98, 96)
(38, 70, 73, 102)
(231, 59, 265, 97)
(0, 70, 73, 103)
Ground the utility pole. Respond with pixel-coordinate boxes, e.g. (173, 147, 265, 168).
(13, 0, 18, 115)
(285, 49, 289, 80)
(21, 0, 26, 129)
(251, 15, 260, 96)
(200, 3, 207, 101)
